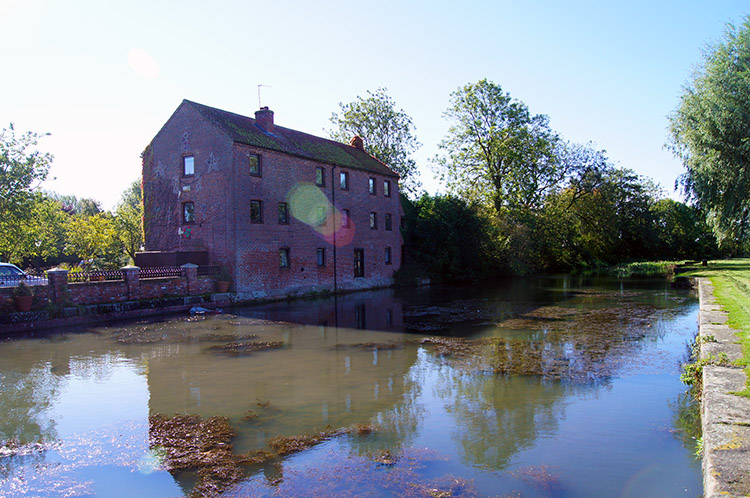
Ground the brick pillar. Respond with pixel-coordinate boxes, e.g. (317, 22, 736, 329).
(182, 263, 199, 295)
(47, 268, 69, 305)
(121, 265, 140, 300)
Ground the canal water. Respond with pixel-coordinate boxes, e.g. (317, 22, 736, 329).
(0, 276, 702, 497)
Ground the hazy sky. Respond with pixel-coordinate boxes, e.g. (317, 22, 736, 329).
(3, 0, 748, 210)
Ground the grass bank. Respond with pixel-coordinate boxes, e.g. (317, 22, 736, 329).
(681, 258, 750, 396)
(602, 260, 679, 278)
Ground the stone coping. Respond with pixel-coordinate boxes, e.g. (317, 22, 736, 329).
(699, 278, 750, 497)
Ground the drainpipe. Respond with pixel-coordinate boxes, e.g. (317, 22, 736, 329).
(331, 165, 338, 327)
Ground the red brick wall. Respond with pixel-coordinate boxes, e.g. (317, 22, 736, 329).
(144, 104, 403, 297)
(0, 276, 216, 312)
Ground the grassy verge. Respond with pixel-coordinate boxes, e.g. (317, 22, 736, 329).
(681, 258, 750, 397)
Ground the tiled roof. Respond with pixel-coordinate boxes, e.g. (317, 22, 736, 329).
(184, 100, 398, 178)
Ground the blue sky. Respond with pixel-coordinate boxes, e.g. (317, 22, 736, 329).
(3, 0, 748, 209)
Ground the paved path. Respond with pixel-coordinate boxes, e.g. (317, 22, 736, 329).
(699, 278, 750, 497)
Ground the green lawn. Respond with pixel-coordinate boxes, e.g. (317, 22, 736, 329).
(682, 259, 750, 395)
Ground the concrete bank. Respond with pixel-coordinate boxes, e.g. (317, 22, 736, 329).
(699, 278, 750, 497)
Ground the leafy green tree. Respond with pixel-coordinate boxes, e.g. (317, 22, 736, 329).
(668, 17, 750, 250)
(435, 79, 564, 214)
(0, 124, 54, 262)
(329, 88, 421, 193)
(0, 194, 67, 266)
(65, 213, 123, 269)
(0, 124, 53, 217)
(114, 178, 143, 262)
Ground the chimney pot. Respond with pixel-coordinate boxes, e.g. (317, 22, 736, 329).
(255, 108, 274, 132)
(350, 135, 365, 151)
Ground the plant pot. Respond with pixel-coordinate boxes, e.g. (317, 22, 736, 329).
(216, 280, 230, 293)
(13, 295, 33, 312)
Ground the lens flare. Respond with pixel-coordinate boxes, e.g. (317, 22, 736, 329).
(287, 182, 356, 247)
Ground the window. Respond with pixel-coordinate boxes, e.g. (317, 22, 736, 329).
(317, 248, 325, 266)
(250, 200, 263, 223)
(369, 212, 377, 229)
(354, 249, 364, 278)
(384, 180, 391, 197)
(342, 209, 350, 228)
(340, 171, 349, 190)
(385, 246, 392, 264)
(279, 247, 290, 268)
(183, 202, 195, 223)
(278, 202, 289, 224)
(385, 213, 392, 231)
(315, 167, 325, 187)
(248, 154, 261, 176)
(183, 156, 194, 176)
(369, 177, 376, 195)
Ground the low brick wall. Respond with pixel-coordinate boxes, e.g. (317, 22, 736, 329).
(0, 264, 218, 314)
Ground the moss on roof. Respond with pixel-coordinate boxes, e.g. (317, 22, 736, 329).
(185, 100, 398, 178)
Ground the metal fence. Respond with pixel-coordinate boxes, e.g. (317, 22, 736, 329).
(138, 266, 183, 279)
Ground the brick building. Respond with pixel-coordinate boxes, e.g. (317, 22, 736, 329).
(141, 100, 403, 297)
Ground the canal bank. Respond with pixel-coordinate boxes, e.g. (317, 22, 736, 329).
(698, 278, 750, 497)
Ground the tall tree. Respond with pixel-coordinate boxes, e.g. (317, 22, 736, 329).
(668, 17, 750, 250)
(329, 88, 421, 193)
(0, 124, 53, 216)
(114, 178, 144, 262)
(435, 79, 563, 214)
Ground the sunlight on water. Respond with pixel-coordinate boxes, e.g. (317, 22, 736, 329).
(0, 276, 702, 497)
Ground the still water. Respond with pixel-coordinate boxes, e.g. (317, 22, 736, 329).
(0, 276, 702, 497)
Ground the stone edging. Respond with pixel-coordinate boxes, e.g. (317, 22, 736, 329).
(698, 278, 750, 497)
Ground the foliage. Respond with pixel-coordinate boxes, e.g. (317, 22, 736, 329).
(0, 124, 55, 263)
(65, 213, 124, 269)
(12, 281, 33, 297)
(0, 194, 67, 266)
(114, 178, 143, 263)
(399, 194, 498, 283)
(329, 88, 421, 194)
(436, 79, 567, 214)
(48, 192, 102, 216)
(668, 17, 750, 250)
(0, 123, 53, 217)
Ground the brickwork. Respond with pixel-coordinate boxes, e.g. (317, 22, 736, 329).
(143, 102, 403, 296)
(0, 266, 216, 313)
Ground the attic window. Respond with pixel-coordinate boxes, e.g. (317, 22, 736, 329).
(183, 156, 194, 176)
(249, 154, 261, 176)
(384, 180, 391, 197)
(315, 167, 325, 187)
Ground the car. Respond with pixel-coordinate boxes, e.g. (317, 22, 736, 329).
(0, 263, 48, 288)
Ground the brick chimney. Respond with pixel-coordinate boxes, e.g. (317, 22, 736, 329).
(350, 135, 365, 151)
(255, 107, 274, 132)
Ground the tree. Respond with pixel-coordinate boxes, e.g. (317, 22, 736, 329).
(435, 79, 564, 215)
(668, 17, 750, 250)
(65, 213, 123, 269)
(0, 124, 53, 217)
(114, 178, 143, 262)
(400, 194, 497, 282)
(329, 88, 421, 193)
(0, 194, 67, 266)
